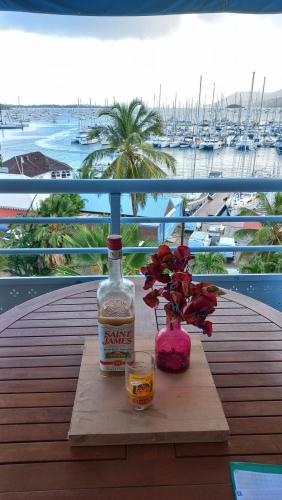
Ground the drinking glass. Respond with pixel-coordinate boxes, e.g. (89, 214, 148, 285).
(125, 351, 155, 411)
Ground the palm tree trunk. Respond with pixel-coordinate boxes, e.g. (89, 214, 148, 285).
(131, 194, 138, 217)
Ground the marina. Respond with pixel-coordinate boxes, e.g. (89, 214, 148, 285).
(0, 104, 281, 178)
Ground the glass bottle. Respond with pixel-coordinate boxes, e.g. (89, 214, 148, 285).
(155, 319, 191, 373)
(97, 235, 135, 376)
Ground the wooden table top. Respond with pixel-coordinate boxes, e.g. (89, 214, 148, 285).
(1, 278, 282, 499)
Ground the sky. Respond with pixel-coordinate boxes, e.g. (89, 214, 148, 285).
(0, 12, 281, 105)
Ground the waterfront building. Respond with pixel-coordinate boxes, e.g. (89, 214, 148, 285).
(3, 151, 73, 179)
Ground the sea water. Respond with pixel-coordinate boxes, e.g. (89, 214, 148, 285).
(1, 112, 281, 178)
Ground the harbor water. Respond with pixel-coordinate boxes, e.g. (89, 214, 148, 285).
(0, 110, 281, 178)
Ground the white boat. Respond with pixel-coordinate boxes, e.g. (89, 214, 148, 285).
(275, 136, 282, 154)
(199, 138, 222, 151)
(169, 141, 180, 148)
(235, 138, 256, 151)
(79, 136, 99, 145)
(155, 137, 170, 148)
(229, 192, 257, 215)
(100, 137, 110, 146)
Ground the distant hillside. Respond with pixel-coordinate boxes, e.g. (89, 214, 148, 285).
(222, 90, 282, 108)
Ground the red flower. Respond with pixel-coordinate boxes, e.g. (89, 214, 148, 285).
(141, 243, 223, 338)
(143, 289, 162, 308)
(203, 320, 213, 337)
(141, 264, 170, 290)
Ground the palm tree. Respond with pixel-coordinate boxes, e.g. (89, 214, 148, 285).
(76, 162, 100, 179)
(191, 253, 227, 274)
(241, 252, 282, 274)
(82, 99, 176, 215)
(235, 193, 282, 264)
(32, 194, 84, 268)
(66, 224, 154, 275)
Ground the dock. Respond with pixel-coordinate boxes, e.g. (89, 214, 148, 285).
(193, 192, 230, 217)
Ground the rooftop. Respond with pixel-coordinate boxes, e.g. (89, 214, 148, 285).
(3, 151, 72, 178)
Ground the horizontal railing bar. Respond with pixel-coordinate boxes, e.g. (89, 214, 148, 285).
(0, 217, 112, 225)
(0, 178, 282, 194)
(1, 245, 282, 255)
(1, 215, 282, 225)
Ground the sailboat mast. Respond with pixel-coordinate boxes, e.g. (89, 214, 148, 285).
(158, 83, 162, 111)
(258, 76, 266, 127)
(192, 75, 202, 178)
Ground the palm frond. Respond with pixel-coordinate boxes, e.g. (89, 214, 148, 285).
(82, 147, 116, 170)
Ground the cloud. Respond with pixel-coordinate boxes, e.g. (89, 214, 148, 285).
(0, 12, 181, 39)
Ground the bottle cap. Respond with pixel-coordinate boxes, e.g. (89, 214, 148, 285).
(108, 235, 122, 250)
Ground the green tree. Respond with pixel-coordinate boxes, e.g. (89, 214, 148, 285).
(82, 99, 176, 215)
(241, 252, 282, 274)
(66, 224, 154, 275)
(235, 193, 282, 266)
(6, 194, 85, 275)
(32, 194, 84, 268)
(191, 253, 227, 274)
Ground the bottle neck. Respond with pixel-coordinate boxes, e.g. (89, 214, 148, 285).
(166, 317, 181, 331)
(108, 250, 123, 282)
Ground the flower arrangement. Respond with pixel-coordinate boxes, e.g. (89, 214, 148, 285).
(141, 244, 224, 337)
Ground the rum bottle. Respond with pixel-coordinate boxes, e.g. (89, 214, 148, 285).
(97, 235, 135, 376)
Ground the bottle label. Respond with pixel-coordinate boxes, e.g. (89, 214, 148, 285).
(98, 321, 134, 371)
(129, 372, 155, 407)
(108, 249, 122, 260)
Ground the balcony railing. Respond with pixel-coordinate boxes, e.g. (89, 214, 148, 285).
(1, 177, 282, 313)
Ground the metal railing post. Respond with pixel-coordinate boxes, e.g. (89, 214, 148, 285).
(110, 193, 121, 234)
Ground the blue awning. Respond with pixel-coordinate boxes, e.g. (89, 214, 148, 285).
(0, 1, 281, 15)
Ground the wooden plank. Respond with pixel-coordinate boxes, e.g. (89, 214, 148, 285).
(0, 379, 77, 394)
(229, 416, 282, 435)
(0, 392, 75, 408)
(214, 373, 282, 387)
(0, 484, 233, 500)
(207, 323, 281, 332)
(54, 298, 98, 305)
(0, 457, 234, 491)
(218, 387, 282, 401)
(203, 340, 282, 351)
(10, 319, 99, 329)
(0, 441, 126, 464)
(176, 434, 282, 457)
(38, 304, 98, 312)
(0, 423, 69, 442)
(69, 337, 229, 446)
(210, 361, 282, 374)
(3, 327, 97, 337)
(223, 401, 282, 417)
(0, 336, 86, 347)
(25, 311, 98, 320)
(0, 455, 280, 492)
(0, 356, 81, 368)
(203, 331, 282, 341)
(0, 345, 83, 357)
(0, 367, 79, 380)
(0, 407, 72, 424)
(207, 351, 282, 362)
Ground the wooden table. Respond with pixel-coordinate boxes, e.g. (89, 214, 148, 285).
(1, 279, 282, 499)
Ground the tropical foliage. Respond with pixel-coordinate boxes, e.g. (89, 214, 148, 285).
(191, 253, 227, 274)
(6, 194, 84, 275)
(82, 99, 176, 215)
(65, 223, 154, 275)
(235, 192, 282, 272)
(235, 193, 282, 248)
(241, 253, 282, 274)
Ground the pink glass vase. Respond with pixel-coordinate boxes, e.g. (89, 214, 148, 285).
(155, 319, 191, 373)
